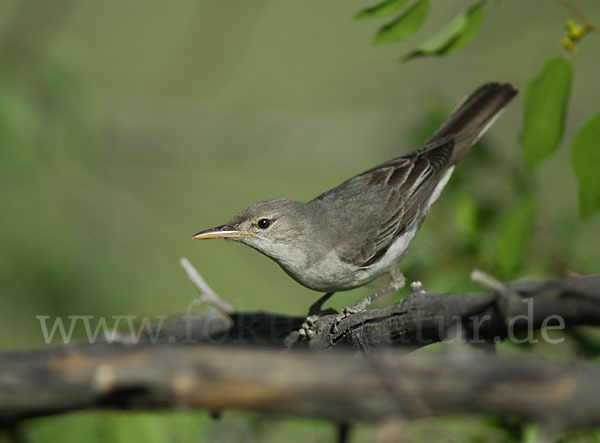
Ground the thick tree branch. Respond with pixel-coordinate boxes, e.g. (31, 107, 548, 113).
(0, 273, 599, 430)
(142, 274, 600, 350)
(308, 273, 600, 349)
(2, 345, 600, 433)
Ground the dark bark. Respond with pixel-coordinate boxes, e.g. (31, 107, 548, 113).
(0, 274, 599, 430)
(141, 274, 600, 350)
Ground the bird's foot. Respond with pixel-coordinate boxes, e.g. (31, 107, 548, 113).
(332, 300, 369, 333)
(307, 292, 335, 317)
(298, 307, 338, 337)
(409, 280, 441, 297)
(410, 280, 427, 295)
(298, 315, 320, 340)
(290, 293, 340, 343)
(333, 269, 406, 333)
(335, 298, 370, 321)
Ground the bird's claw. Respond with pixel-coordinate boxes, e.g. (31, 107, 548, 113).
(410, 280, 427, 294)
(298, 315, 320, 339)
(306, 315, 320, 325)
(332, 303, 367, 333)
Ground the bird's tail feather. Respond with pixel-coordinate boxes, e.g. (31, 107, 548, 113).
(426, 82, 518, 164)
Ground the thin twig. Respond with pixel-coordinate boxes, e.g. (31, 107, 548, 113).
(470, 269, 506, 293)
(560, 0, 599, 31)
(180, 257, 235, 313)
(470, 268, 520, 302)
(470, 268, 524, 324)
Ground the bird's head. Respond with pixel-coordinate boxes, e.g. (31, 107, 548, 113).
(193, 199, 311, 260)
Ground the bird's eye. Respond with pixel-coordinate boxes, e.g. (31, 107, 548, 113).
(257, 218, 271, 229)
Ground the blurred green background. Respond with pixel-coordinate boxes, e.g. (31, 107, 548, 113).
(1, 0, 599, 441)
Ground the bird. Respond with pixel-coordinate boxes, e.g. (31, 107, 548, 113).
(193, 83, 518, 320)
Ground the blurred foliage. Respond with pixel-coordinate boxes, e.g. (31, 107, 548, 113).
(360, 0, 600, 219)
(21, 412, 209, 443)
(570, 111, 600, 219)
(0, 0, 599, 441)
(373, 0, 430, 44)
(355, 0, 410, 19)
(401, 2, 483, 61)
(520, 56, 573, 168)
(363, 0, 484, 56)
(496, 198, 537, 278)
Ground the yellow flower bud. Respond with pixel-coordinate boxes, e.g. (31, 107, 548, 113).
(560, 35, 576, 52)
(566, 20, 585, 40)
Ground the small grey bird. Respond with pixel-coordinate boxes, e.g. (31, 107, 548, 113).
(194, 83, 518, 317)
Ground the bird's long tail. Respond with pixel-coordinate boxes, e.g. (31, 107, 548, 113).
(425, 82, 518, 164)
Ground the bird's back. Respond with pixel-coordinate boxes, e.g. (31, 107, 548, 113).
(311, 83, 517, 275)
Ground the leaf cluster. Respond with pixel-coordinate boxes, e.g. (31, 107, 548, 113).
(356, 0, 599, 219)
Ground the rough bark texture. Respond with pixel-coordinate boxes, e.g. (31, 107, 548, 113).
(0, 274, 599, 431)
(139, 274, 600, 350)
(306, 273, 600, 350)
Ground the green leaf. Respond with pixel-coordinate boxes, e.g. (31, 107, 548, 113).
(520, 56, 573, 168)
(523, 424, 542, 443)
(442, 3, 483, 54)
(374, 0, 429, 45)
(456, 195, 482, 250)
(401, 3, 483, 61)
(355, 0, 410, 20)
(496, 199, 536, 278)
(570, 111, 600, 219)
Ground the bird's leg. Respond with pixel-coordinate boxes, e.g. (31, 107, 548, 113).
(308, 292, 336, 317)
(334, 269, 406, 330)
(298, 292, 337, 340)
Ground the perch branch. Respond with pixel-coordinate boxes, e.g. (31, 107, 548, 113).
(136, 273, 600, 350)
(0, 273, 598, 431)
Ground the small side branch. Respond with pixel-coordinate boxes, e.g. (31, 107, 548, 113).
(180, 257, 235, 314)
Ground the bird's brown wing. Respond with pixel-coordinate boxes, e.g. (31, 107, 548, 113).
(321, 139, 455, 268)
(313, 83, 518, 268)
